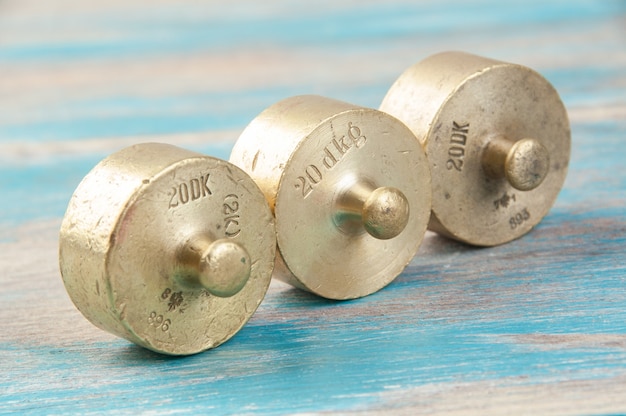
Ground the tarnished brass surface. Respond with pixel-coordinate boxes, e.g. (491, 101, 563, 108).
(380, 51, 570, 246)
(229, 95, 431, 300)
(59, 143, 276, 355)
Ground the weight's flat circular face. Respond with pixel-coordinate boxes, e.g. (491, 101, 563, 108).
(59, 144, 276, 355)
(274, 108, 431, 299)
(230, 96, 432, 299)
(381, 52, 570, 246)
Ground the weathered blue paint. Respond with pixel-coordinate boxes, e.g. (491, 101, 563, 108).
(2, 222, 625, 413)
(1, 1, 622, 63)
(1, 0, 625, 414)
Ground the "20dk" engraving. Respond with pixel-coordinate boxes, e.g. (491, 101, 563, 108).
(446, 121, 469, 172)
(168, 174, 212, 209)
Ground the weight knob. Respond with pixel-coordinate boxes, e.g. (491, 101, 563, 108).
(380, 51, 570, 246)
(229, 95, 431, 300)
(59, 143, 276, 355)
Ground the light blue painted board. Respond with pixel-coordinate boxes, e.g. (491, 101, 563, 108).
(0, 0, 625, 414)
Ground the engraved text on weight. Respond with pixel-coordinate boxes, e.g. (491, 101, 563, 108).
(168, 173, 212, 209)
(446, 121, 469, 171)
(223, 194, 241, 238)
(295, 122, 367, 198)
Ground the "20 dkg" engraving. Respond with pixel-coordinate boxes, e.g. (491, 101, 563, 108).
(295, 122, 367, 198)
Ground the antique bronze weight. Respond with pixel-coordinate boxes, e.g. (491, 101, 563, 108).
(230, 95, 432, 300)
(58, 51, 570, 355)
(380, 51, 571, 246)
(59, 143, 276, 355)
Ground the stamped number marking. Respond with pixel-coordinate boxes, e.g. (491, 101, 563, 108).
(223, 194, 241, 238)
(169, 173, 212, 209)
(509, 208, 530, 229)
(446, 121, 469, 172)
(148, 311, 171, 332)
(295, 122, 367, 198)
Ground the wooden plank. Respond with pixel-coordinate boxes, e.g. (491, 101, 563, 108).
(1, 0, 625, 413)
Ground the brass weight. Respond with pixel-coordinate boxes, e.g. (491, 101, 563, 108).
(380, 51, 571, 246)
(59, 143, 276, 355)
(229, 95, 432, 300)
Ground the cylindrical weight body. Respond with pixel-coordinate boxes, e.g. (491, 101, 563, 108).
(380, 51, 570, 246)
(59, 143, 276, 355)
(230, 95, 431, 300)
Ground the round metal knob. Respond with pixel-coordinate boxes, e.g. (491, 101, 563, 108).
(337, 184, 410, 240)
(59, 143, 276, 355)
(178, 236, 251, 297)
(505, 138, 551, 191)
(380, 51, 570, 246)
(230, 95, 431, 300)
(362, 186, 410, 240)
(482, 136, 550, 191)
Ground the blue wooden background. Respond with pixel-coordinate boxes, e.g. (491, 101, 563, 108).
(1, 0, 625, 414)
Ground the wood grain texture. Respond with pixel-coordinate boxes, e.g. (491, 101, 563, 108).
(1, 0, 625, 414)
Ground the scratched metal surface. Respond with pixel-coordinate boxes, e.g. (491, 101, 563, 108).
(1, 0, 625, 414)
